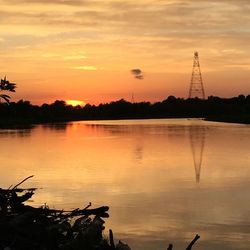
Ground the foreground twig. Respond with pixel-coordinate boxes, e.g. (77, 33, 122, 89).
(11, 175, 34, 190)
(167, 234, 200, 250)
(186, 234, 200, 250)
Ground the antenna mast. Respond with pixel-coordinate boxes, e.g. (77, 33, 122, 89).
(188, 51, 205, 99)
(131, 93, 134, 103)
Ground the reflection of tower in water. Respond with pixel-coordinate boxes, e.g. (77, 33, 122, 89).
(189, 125, 206, 183)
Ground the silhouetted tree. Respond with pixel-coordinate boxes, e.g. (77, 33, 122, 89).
(0, 76, 16, 103)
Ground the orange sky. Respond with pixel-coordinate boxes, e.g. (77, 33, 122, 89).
(1, 0, 250, 105)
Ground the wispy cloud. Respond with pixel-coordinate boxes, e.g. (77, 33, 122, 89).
(71, 66, 97, 70)
(63, 55, 86, 60)
(41, 54, 86, 60)
(2, 0, 91, 6)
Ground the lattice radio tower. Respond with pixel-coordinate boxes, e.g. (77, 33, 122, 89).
(188, 51, 205, 99)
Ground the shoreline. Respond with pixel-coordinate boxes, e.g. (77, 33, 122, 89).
(0, 115, 250, 129)
(204, 114, 250, 125)
(1, 96, 250, 127)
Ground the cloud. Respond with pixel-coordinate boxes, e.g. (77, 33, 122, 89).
(2, 0, 90, 5)
(1, 1, 250, 39)
(63, 55, 86, 60)
(1, 0, 250, 75)
(131, 68, 144, 80)
(71, 66, 97, 70)
(131, 69, 142, 75)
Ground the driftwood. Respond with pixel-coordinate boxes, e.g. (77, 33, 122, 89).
(0, 176, 130, 250)
(0, 176, 200, 250)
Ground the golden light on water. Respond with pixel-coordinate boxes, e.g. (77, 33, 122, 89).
(66, 100, 86, 107)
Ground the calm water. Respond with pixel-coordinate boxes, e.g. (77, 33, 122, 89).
(1, 119, 250, 249)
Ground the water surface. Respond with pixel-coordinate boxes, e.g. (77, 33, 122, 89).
(1, 119, 250, 249)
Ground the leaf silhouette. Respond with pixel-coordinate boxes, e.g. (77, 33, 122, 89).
(0, 76, 16, 103)
(0, 94, 11, 103)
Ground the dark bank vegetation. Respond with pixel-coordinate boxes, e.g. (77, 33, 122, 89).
(0, 176, 200, 250)
(1, 94, 250, 126)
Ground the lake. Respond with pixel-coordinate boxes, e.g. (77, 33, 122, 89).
(0, 118, 250, 249)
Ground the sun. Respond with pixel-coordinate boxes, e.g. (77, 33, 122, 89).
(66, 100, 86, 107)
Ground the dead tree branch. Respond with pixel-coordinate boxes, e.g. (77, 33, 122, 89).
(186, 234, 200, 250)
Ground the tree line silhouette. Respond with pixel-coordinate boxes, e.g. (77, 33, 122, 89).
(1, 95, 250, 126)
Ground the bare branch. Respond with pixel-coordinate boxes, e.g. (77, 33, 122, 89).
(12, 175, 34, 190)
(186, 234, 200, 250)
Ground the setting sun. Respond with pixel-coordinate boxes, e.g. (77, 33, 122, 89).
(66, 100, 86, 107)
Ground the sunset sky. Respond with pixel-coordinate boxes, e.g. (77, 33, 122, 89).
(1, 0, 250, 104)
